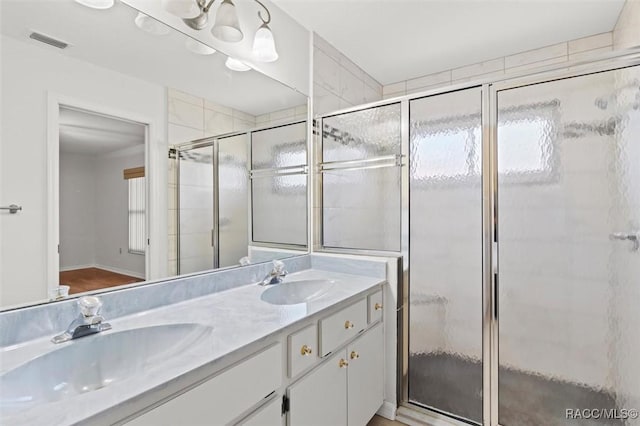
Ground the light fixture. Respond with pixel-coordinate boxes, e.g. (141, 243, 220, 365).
(135, 12, 171, 36)
(225, 57, 251, 72)
(162, 0, 279, 61)
(252, 1, 278, 62)
(185, 38, 217, 55)
(211, 0, 243, 42)
(74, 0, 114, 9)
(161, 0, 200, 19)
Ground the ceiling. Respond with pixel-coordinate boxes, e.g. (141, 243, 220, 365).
(274, 0, 626, 85)
(59, 107, 145, 156)
(0, 0, 306, 116)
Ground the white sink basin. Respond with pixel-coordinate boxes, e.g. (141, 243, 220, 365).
(0, 323, 212, 411)
(261, 279, 335, 305)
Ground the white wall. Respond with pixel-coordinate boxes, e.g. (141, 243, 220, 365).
(59, 152, 97, 269)
(255, 104, 307, 127)
(0, 35, 167, 307)
(95, 148, 146, 278)
(382, 32, 615, 98)
(313, 33, 383, 116)
(614, 0, 640, 50)
(59, 148, 146, 278)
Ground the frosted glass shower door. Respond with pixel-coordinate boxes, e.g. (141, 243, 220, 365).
(497, 66, 640, 426)
(251, 122, 307, 247)
(218, 134, 249, 268)
(178, 146, 214, 274)
(408, 88, 483, 424)
(321, 103, 402, 251)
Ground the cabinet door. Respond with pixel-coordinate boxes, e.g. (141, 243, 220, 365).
(127, 344, 281, 426)
(288, 350, 348, 426)
(347, 323, 384, 426)
(238, 396, 283, 426)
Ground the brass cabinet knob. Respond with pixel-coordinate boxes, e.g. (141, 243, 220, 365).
(300, 345, 312, 356)
(344, 320, 354, 329)
(339, 359, 349, 368)
(374, 303, 383, 311)
(350, 351, 359, 360)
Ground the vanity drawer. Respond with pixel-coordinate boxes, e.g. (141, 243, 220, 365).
(319, 299, 367, 357)
(368, 290, 383, 324)
(288, 323, 318, 378)
(127, 343, 282, 426)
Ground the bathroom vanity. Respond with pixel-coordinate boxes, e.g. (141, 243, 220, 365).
(0, 256, 393, 426)
(127, 289, 383, 426)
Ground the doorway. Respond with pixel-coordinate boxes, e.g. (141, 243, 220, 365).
(57, 106, 147, 296)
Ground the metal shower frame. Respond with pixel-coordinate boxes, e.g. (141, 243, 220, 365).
(172, 119, 309, 275)
(313, 47, 640, 426)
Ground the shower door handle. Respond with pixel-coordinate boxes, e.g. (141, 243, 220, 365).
(609, 231, 639, 251)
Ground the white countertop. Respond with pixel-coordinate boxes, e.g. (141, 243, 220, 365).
(0, 268, 384, 425)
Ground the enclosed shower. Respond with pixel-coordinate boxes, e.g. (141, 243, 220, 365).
(173, 121, 308, 275)
(317, 57, 640, 425)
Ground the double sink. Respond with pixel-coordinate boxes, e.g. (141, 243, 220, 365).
(0, 277, 335, 413)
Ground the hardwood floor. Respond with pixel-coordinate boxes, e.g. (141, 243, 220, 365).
(60, 267, 144, 294)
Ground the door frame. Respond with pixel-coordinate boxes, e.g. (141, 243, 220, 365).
(46, 92, 159, 295)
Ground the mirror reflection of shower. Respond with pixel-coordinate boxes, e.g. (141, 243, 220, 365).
(173, 120, 308, 276)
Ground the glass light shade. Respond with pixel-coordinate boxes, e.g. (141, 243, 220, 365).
(252, 24, 278, 62)
(211, 0, 243, 43)
(135, 13, 171, 36)
(74, 0, 114, 9)
(185, 38, 217, 55)
(162, 0, 200, 19)
(225, 57, 251, 72)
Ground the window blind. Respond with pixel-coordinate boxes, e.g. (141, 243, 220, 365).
(128, 177, 146, 255)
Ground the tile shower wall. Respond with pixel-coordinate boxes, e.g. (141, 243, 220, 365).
(167, 88, 257, 276)
(614, 0, 640, 50)
(255, 105, 307, 127)
(382, 32, 616, 98)
(313, 33, 383, 116)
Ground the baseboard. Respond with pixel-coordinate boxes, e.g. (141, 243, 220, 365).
(59, 264, 95, 272)
(95, 264, 145, 280)
(377, 400, 397, 420)
(61, 263, 145, 280)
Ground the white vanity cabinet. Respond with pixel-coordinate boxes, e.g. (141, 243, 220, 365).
(287, 322, 384, 426)
(124, 287, 384, 426)
(346, 322, 384, 426)
(126, 343, 282, 426)
(237, 396, 283, 426)
(288, 350, 348, 426)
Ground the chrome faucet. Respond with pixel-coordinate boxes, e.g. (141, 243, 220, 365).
(259, 260, 288, 286)
(51, 296, 112, 344)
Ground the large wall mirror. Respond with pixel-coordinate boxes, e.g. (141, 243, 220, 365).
(0, 0, 309, 309)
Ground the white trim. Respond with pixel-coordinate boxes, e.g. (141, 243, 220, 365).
(396, 406, 466, 426)
(59, 264, 95, 272)
(94, 264, 145, 280)
(376, 400, 397, 421)
(58, 264, 145, 280)
(46, 92, 166, 296)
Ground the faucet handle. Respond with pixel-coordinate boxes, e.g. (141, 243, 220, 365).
(78, 296, 102, 317)
(273, 259, 286, 273)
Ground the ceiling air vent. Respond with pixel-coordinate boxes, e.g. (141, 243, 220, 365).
(29, 32, 69, 50)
